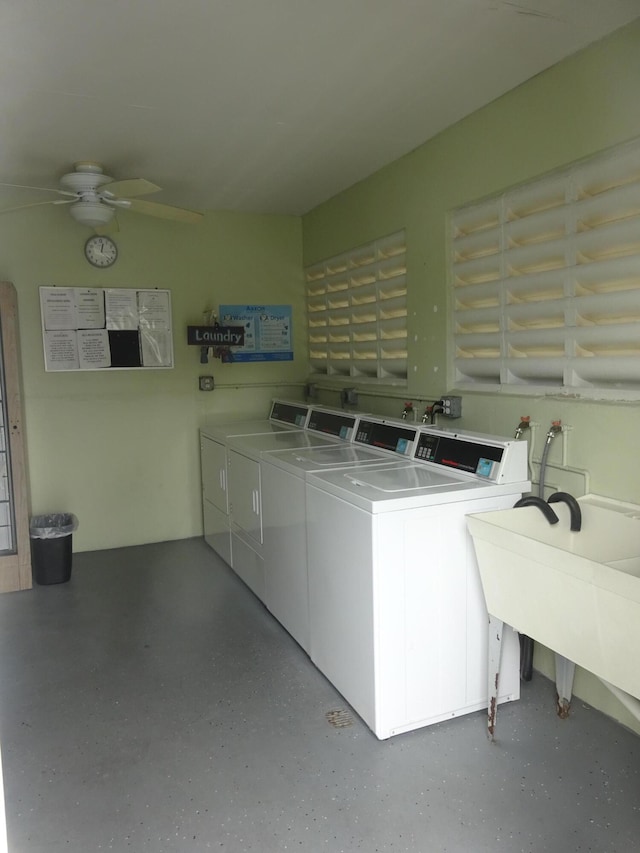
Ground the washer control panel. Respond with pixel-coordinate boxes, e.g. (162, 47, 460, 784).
(269, 400, 310, 426)
(414, 430, 528, 484)
(307, 409, 358, 440)
(354, 418, 417, 456)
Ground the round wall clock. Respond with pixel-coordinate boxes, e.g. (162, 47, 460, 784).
(84, 235, 118, 268)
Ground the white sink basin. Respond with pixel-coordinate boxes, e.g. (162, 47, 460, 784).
(467, 495, 640, 700)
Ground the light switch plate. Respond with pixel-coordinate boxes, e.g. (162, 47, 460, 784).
(199, 375, 215, 391)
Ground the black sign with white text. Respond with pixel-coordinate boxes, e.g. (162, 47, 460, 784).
(187, 325, 245, 347)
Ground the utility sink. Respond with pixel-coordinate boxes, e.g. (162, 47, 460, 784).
(467, 494, 640, 702)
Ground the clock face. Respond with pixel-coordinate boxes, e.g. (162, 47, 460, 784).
(84, 236, 118, 268)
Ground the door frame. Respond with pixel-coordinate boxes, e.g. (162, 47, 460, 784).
(0, 282, 31, 591)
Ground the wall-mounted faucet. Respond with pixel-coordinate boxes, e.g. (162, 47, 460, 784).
(422, 401, 444, 424)
(545, 420, 562, 445)
(401, 401, 414, 420)
(539, 420, 562, 498)
(514, 416, 531, 440)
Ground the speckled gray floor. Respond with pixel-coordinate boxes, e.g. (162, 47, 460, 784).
(0, 538, 638, 853)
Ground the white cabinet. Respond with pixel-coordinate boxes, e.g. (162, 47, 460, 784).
(227, 449, 265, 602)
(200, 435, 232, 564)
(201, 435, 228, 514)
(228, 449, 262, 547)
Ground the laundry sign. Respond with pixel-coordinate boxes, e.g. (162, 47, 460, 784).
(187, 325, 245, 346)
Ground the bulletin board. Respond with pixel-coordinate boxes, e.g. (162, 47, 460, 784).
(39, 287, 174, 372)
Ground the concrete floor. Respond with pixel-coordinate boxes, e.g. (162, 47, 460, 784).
(0, 538, 638, 853)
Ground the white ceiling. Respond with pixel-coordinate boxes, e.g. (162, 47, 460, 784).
(1, 0, 639, 217)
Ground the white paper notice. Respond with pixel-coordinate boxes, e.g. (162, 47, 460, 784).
(141, 330, 173, 367)
(78, 330, 111, 369)
(105, 289, 139, 330)
(75, 289, 105, 329)
(41, 288, 77, 330)
(138, 290, 171, 330)
(44, 330, 79, 370)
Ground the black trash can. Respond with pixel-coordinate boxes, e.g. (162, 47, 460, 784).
(29, 513, 79, 585)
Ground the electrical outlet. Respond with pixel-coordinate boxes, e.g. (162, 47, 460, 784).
(341, 387, 358, 406)
(441, 395, 462, 418)
(304, 382, 318, 400)
(199, 375, 215, 391)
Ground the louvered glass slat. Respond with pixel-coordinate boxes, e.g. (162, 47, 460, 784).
(454, 281, 500, 310)
(573, 255, 640, 294)
(505, 178, 566, 220)
(453, 227, 501, 262)
(377, 233, 406, 257)
(575, 217, 640, 264)
(453, 201, 500, 237)
(453, 254, 502, 285)
(455, 306, 501, 335)
(575, 290, 640, 325)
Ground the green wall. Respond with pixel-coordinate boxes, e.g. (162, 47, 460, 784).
(302, 19, 640, 503)
(0, 206, 304, 552)
(302, 20, 640, 732)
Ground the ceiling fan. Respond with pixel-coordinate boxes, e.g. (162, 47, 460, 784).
(0, 161, 203, 231)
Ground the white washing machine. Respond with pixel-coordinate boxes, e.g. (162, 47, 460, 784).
(305, 427, 530, 740)
(200, 399, 310, 565)
(262, 417, 421, 652)
(225, 408, 366, 602)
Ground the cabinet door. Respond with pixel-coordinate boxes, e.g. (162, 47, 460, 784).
(203, 499, 232, 565)
(228, 449, 262, 546)
(0, 282, 31, 592)
(200, 436, 228, 514)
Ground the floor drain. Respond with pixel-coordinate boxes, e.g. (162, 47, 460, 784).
(326, 708, 354, 728)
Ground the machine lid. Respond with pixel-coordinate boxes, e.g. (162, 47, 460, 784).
(306, 462, 530, 512)
(342, 464, 469, 493)
(227, 430, 341, 456)
(200, 419, 299, 440)
(266, 443, 397, 472)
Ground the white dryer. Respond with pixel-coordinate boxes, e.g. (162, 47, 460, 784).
(262, 418, 420, 652)
(305, 427, 530, 740)
(225, 408, 364, 602)
(200, 399, 310, 565)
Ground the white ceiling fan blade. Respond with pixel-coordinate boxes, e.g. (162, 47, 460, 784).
(0, 181, 77, 198)
(100, 178, 161, 199)
(0, 199, 74, 214)
(126, 198, 203, 223)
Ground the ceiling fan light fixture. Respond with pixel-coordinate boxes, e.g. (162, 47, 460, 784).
(69, 201, 115, 227)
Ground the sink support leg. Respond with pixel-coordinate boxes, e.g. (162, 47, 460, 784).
(487, 615, 504, 739)
(555, 654, 575, 718)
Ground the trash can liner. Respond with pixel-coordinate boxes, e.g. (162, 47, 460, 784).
(29, 513, 79, 540)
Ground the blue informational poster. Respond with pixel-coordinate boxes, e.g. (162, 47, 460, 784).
(218, 304, 293, 362)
